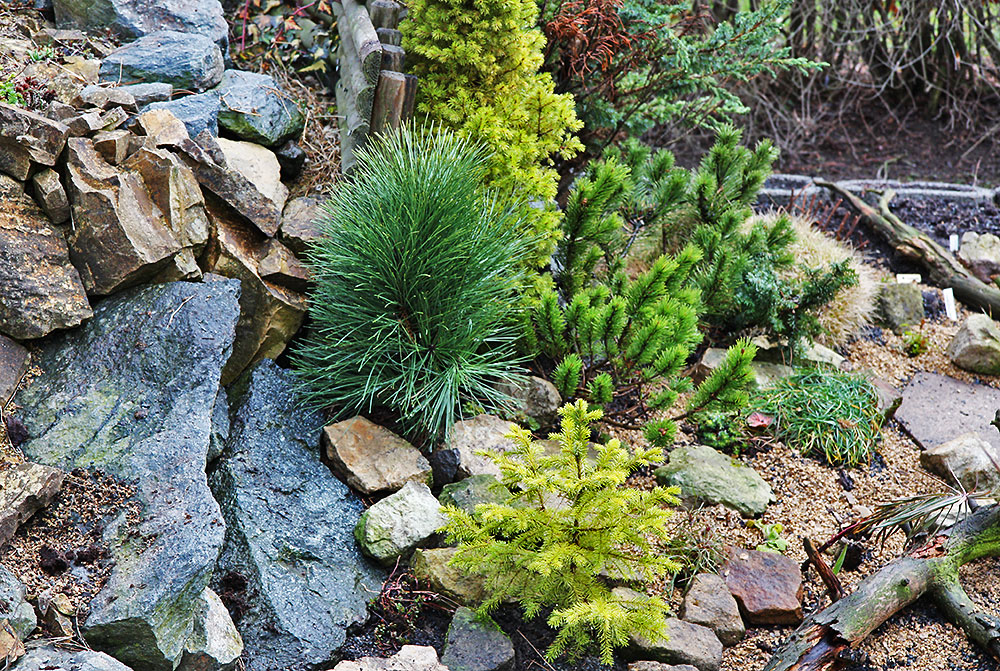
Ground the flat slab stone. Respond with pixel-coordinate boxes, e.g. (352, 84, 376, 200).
(722, 548, 803, 626)
(897, 372, 1000, 453)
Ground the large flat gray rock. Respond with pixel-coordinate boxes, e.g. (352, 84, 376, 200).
(210, 360, 384, 671)
(897, 372, 1000, 452)
(15, 280, 241, 671)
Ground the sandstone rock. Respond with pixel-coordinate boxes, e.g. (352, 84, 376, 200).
(332, 646, 449, 671)
(201, 197, 306, 385)
(447, 415, 516, 479)
(54, 0, 228, 49)
(654, 445, 774, 518)
(38, 590, 75, 638)
(0, 566, 35, 640)
(93, 129, 131, 164)
(323, 416, 432, 495)
(627, 616, 723, 671)
(947, 313, 1000, 375)
(0, 620, 23, 664)
(216, 137, 288, 214)
(496, 375, 561, 424)
(64, 138, 189, 295)
(958, 232, 1000, 283)
(0, 461, 64, 548)
(119, 82, 173, 106)
(411, 547, 487, 606)
(441, 607, 515, 671)
(680, 574, 744, 647)
(99, 31, 224, 91)
(920, 432, 1000, 492)
(877, 283, 924, 334)
(258, 239, 310, 292)
(75, 84, 137, 110)
(15, 280, 240, 671)
(216, 70, 305, 147)
(176, 137, 282, 237)
(210, 360, 383, 671)
(147, 92, 221, 139)
(0, 102, 69, 180)
(897, 372, 1000, 453)
(355, 481, 447, 565)
(722, 548, 803, 625)
(0, 335, 29, 406)
(16, 646, 134, 670)
(135, 108, 191, 147)
(694, 348, 793, 389)
(0, 174, 92, 339)
(279, 196, 322, 256)
(176, 588, 243, 671)
(21, 61, 90, 106)
(65, 109, 107, 137)
(30, 168, 70, 223)
(438, 475, 509, 514)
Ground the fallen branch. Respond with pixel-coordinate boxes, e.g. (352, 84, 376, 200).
(765, 504, 1000, 670)
(802, 537, 845, 603)
(815, 180, 1000, 317)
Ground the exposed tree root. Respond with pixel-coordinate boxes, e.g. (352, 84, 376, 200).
(765, 504, 1000, 671)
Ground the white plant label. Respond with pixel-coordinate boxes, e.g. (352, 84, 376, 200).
(943, 287, 957, 321)
(896, 274, 921, 284)
(950, 234, 959, 252)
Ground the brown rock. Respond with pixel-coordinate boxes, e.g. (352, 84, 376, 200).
(258, 239, 310, 292)
(73, 84, 137, 111)
(175, 137, 282, 237)
(201, 196, 306, 384)
(216, 137, 288, 214)
(279, 196, 322, 256)
(135, 108, 191, 148)
(30, 168, 70, 224)
(64, 138, 185, 295)
(99, 106, 129, 132)
(0, 174, 92, 339)
(0, 620, 24, 664)
(0, 103, 70, 180)
(722, 548, 803, 625)
(0, 335, 29, 405)
(93, 129, 131, 165)
(65, 110, 106, 137)
(0, 461, 64, 548)
(323, 416, 432, 495)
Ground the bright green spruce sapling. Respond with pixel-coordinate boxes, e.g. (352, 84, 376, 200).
(444, 400, 681, 664)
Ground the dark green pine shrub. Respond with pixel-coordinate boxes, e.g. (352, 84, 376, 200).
(293, 126, 532, 441)
(445, 400, 681, 664)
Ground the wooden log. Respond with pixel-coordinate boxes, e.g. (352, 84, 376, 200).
(368, 0, 403, 30)
(371, 70, 406, 134)
(816, 180, 1000, 317)
(337, 34, 377, 124)
(402, 74, 417, 122)
(377, 27, 402, 47)
(381, 44, 405, 73)
(337, 0, 383, 85)
(335, 77, 370, 175)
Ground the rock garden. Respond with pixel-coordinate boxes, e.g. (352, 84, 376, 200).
(2, 2, 1000, 671)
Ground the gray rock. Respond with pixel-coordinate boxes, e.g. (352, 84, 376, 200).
(496, 375, 561, 424)
(654, 445, 774, 517)
(322, 416, 432, 496)
(438, 475, 509, 514)
(0, 334, 29, 405)
(209, 360, 384, 671)
(207, 389, 230, 464)
(216, 70, 305, 147)
(627, 617, 723, 671)
(54, 0, 228, 50)
(15, 646, 134, 670)
(176, 588, 243, 671)
(355, 481, 448, 565)
(0, 174, 91, 339)
(722, 548, 803, 626)
(411, 547, 487, 606)
(877, 283, 925, 334)
(75, 84, 137, 110)
(920, 432, 1000, 492)
(118, 82, 173, 106)
(0, 462, 64, 548)
(446, 415, 517, 479)
(99, 31, 223, 92)
(147, 92, 221, 138)
(897, 372, 1000, 453)
(0, 565, 35, 640)
(279, 196, 322, 256)
(15, 280, 240, 671)
(441, 607, 515, 671)
(680, 574, 744, 647)
(275, 140, 305, 181)
(947, 313, 1000, 375)
(958, 232, 1000, 283)
(332, 646, 449, 671)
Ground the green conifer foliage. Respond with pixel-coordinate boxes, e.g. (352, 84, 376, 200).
(404, 0, 584, 267)
(292, 126, 530, 441)
(445, 400, 681, 664)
